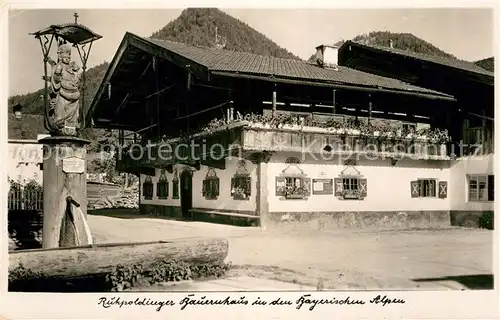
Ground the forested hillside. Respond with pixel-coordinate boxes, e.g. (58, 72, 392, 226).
(151, 8, 299, 59)
(308, 31, 456, 62)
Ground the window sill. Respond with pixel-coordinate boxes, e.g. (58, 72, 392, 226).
(232, 196, 251, 201)
(279, 196, 309, 200)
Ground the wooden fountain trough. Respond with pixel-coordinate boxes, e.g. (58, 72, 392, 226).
(9, 237, 229, 278)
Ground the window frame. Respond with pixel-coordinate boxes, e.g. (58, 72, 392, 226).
(142, 175, 154, 200)
(417, 179, 437, 198)
(468, 174, 494, 202)
(203, 176, 220, 200)
(156, 171, 169, 200)
(341, 177, 360, 199)
(231, 175, 251, 200)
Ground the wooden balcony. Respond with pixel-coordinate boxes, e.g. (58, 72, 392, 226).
(116, 120, 450, 173)
(242, 123, 449, 160)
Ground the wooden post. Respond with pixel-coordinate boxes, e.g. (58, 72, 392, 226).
(254, 152, 272, 229)
(333, 89, 336, 115)
(39, 136, 90, 249)
(368, 93, 372, 121)
(272, 84, 277, 117)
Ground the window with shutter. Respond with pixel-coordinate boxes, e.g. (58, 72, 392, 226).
(416, 179, 437, 197)
(156, 170, 169, 199)
(336, 165, 366, 200)
(276, 158, 309, 200)
(338, 177, 366, 200)
(142, 175, 154, 200)
(231, 160, 251, 200)
(203, 168, 220, 200)
(231, 175, 251, 200)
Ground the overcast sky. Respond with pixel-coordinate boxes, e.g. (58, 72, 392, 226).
(8, 8, 493, 96)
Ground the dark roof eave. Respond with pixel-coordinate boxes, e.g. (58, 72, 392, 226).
(87, 33, 212, 126)
(210, 71, 457, 102)
(343, 40, 494, 82)
(86, 33, 132, 127)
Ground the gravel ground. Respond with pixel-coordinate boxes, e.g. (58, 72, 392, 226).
(88, 215, 493, 290)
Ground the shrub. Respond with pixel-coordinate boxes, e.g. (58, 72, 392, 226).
(478, 211, 494, 230)
(9, 260, 232, 292)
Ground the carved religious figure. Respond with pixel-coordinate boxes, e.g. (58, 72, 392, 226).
(46, 43, 83, 136)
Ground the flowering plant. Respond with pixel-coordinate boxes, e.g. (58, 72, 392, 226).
(198, 112, 452, 144)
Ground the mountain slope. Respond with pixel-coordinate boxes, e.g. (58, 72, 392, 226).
(308, 31, 456, 62)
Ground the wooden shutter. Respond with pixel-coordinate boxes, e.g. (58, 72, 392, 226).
(411, 180, 419, 198)
(334, 178, 343, 197)
(276, 177, 286, 196)
(302, 178, 311, 196)
(245, 176, 252, 196)
(202, 180, 207, 197)
(214, 178, 220, 197)
(438, 181, 448, 199)
(359, 178, 367, 198)
(488, 175, 494, 201)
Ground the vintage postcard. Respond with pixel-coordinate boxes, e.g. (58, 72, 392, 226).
(1, 2, 498, 319)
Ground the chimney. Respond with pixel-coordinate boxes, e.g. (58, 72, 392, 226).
(315, 45, 339, 69)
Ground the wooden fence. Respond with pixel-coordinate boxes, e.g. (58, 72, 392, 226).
(8, 187, 43, 211)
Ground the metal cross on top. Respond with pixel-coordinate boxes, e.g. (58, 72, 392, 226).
(74, 12, 79, 24)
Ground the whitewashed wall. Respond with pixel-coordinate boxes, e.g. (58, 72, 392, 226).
(266, 152, 451, 213)
(449, 154, 494, 211)
(140, 157, 257, 212)
(140, 152, 494, 215)
(140, 165, 181, 207)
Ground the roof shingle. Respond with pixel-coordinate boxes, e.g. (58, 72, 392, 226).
(146, 37, 453, 99)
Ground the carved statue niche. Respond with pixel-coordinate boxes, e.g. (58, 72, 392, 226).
(46, 43, 83, 136)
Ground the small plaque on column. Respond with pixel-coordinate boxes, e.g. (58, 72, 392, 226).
(63, 157, 85, 174)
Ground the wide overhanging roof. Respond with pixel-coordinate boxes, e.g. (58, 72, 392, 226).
(340, 40, 494, 84)
(88, 32, 456, 128)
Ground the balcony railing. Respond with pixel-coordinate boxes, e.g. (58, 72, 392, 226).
(242, 123, 449, 159)
(115, 119, 451, 174)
